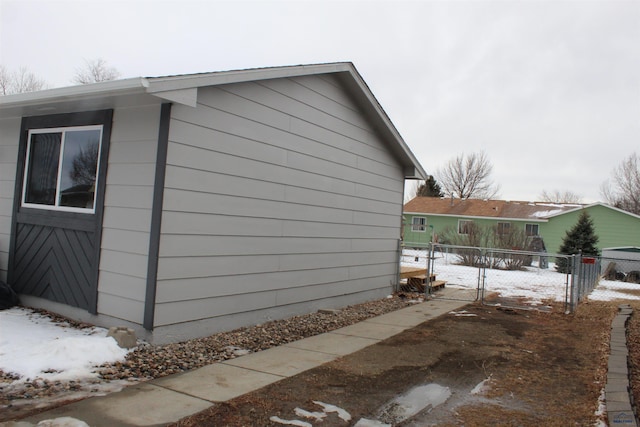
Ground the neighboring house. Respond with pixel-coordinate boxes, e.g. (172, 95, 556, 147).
(0, 63, 425, 343)
(403, 197, 640, 254)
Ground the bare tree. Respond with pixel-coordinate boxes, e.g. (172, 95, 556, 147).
(73, 59, 121, 84)
(435, 151, 500, 199)
(0, 65, 47, 95)
(538, 189, 582, 204)
(70, 142, 100, 186)
(601, 153, 640, 215)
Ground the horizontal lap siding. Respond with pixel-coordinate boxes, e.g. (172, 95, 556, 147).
(97, 105, 161, 324)
(0, 118, 20, 282)
(543, 205, 640, 254)
(155, 75, 404, 327)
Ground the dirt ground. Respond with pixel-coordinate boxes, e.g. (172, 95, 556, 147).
(173, 301, 617, 427)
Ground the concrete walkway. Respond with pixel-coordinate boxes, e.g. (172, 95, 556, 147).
(6, 295, 469, 427)
(606, 304, 638, 427)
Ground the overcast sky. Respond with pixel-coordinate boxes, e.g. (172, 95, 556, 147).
(1, 0, 638, 203)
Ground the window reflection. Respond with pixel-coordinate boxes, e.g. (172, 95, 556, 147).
(24, 133, 61, 205)
(23, 126, 102, 212)
(59, 130, 101, 209)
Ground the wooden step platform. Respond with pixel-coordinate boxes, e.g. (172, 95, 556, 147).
(400, 274, 447, 293)
(430, 280, 446, 290)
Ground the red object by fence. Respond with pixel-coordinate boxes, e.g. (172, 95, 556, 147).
(582, 257, 596, 264)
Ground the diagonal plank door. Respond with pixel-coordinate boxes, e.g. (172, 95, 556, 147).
(11, 221, 96, 311)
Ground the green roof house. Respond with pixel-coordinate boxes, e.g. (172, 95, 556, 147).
(403, 197, 640, 254)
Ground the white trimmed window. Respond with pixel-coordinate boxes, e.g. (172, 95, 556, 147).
(458, 220, 473, 234)
(22, 125, 103, 213)
(525, 223, 539, 236)
(411, 216, 426, 232)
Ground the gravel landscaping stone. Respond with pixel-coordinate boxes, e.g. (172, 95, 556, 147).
(1, 292, 424, 417)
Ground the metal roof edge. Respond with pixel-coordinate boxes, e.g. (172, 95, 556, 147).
(0, 78, 150, 109)
(342, 64, 427, 180)
(145, 62, 353, 92)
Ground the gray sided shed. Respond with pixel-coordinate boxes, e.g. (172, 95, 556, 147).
(0, 63, 425, 343)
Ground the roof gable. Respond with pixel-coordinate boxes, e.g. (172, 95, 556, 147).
(542, 202, 640, 220)
(0, 62, 426, 180)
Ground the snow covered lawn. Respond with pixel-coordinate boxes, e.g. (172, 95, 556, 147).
(402, 248, 638, 305)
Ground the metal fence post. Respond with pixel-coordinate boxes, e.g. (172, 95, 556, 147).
(395, 239, 402, 293)
(479, 248, 485, 303)
(568, 255, 576, 313)
(426, 242, 433, 298)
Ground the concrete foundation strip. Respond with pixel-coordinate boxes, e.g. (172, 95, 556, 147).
(606, 304, 638, 426)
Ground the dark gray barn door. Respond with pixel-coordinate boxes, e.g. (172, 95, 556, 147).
(9, 110, 112, 314)
(11, 215, 97, 310)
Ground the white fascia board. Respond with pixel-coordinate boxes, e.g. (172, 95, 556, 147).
(344, 67, 427, 180)
(145, 63, 353, 93)
(404, 166, 425, 180)
(402, 211, 549, 222)
(0, 78, 149, 109)
(151, 88, 198, 107)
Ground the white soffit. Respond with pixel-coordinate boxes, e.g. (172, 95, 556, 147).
(151, 88, 198, 107)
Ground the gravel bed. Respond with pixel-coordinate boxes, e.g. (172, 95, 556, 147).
(1, 292, 424, 410)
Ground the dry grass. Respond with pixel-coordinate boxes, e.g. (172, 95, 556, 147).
(172, 300, 623, 426)
(448, 300, 616, 426)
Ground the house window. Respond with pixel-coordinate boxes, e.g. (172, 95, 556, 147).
(497, 222, 511, 235)
(22, 125, 103, 213)
(411, 216, 426, 232)
(525, 223, 539, 236)
(458, 220, 473, 234)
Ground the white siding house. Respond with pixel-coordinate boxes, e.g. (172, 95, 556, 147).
(0, 63, 425, 343)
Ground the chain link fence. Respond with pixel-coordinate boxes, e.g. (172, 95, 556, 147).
(400, 242, 640, 313)
(399, 243, 618, 313)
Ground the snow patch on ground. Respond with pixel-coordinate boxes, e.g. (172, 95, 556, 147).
(2, 416, 91, 426)
(294, 407, 326, 422)
(312, 401, 351, 421)
(271, 401, 351, 426)
(353, 419, 391, 427)
(0, 308, 130, 384)
(470, 376, 492, 395)
(589, 279, 640, 301)
(379, 383, 451, 424)
(449, 310, 478, 317)
(269, 416, 312, 427)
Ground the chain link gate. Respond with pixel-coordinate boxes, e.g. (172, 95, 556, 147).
(480, 249, 572, 312)
(425, 244, 482, 302)
(419, 244, 575, 312)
